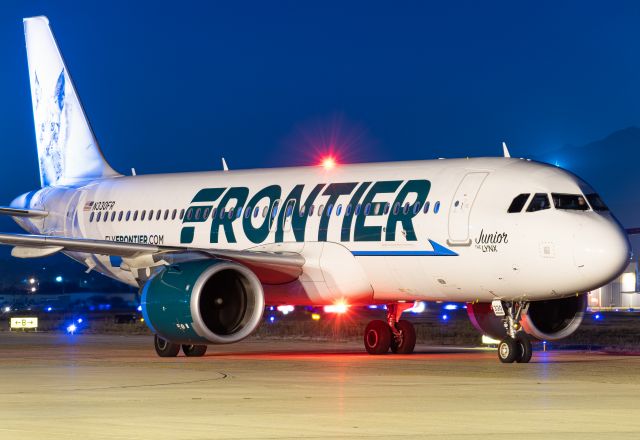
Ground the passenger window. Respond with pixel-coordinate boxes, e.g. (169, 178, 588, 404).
(118, 211, 123, 221)
(149, 210, 154, 220)
(164, 209, 169, 220)
(201, 208, 209, 219)
(104, 212, 108, 222)
(254, 206, 260, 218)
(336, 204, 342, 216)
(110, 211, 116, 221)
(133, 211, 138, 221)
(355, 204, 361, 215)
(141, 210, 146, 221)
(423, 201, 430, 213)
(318, 205, 324, 216)
(262, 206, 268, 218)
(89, 212, 94, 222)
(299, 205, 306, 217)
(508, 193, 530, 213)
(157, 210, 162, 220)
(308, 205, 315, 216)
(393, 202, 400, 215)
(413, 203, 421, 215)
(552, 193, 589, 211)
(403, 203, 410, 215)
(586, 193, 609, 211)
(245, 207, 252, 219)
(383, 203, 390, 215)
(364, 203, 371, 215)
(172, 209, 177, 220)
(186, 209, 193, 220)
(346, 204, 352, 216)
(126, 211, 131, 221)
(179, 209, 185, 220)
(228, 208, 235, 219)
(96, 212, 102, 222)
(236, 208, 242, 218)
(434, 201, 440, 214)
(527, 193, 551, 212)
(326, 204, 333, 216)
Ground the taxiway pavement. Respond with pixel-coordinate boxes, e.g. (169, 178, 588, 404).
(0, 333, 638, 439)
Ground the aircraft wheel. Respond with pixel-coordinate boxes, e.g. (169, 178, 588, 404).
(154, 334, 180, 357)
(390, 320, 416, 354)
(182, 344, 208, 357)
(515, 335, 533, 363)
(364, 320, 391, 355)
(498, 337, 518, 363)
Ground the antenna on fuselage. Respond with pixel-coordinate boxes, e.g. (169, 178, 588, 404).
(222, 157, 229, 171)
(502, 142, 511, 158)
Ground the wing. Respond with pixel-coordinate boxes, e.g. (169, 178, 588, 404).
(0, 233, 304, 284)
(0, 206, 48, 218)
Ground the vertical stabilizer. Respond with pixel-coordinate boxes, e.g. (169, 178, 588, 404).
(23, 16, 120, 187)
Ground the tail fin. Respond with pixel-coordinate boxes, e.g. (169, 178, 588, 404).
(23, 16, 120, 187)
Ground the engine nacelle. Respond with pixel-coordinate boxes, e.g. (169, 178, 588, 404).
(141, 259, 264, 345)
(467, 294, 587, 341)
(520, 294, 587, 341)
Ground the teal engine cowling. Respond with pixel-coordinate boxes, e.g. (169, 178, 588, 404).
(141, 259, 265, 345)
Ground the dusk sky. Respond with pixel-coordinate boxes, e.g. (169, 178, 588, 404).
(1, 1, 640, 234)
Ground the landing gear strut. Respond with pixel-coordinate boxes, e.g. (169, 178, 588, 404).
(496, 301, 533, 364)
(363, 303, 416, 355)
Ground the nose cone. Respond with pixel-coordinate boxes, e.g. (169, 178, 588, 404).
(574, 214, 631, 290)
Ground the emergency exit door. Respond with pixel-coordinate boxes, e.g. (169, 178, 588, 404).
(447, 172, 489, 245)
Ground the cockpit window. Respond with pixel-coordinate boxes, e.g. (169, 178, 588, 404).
(526, 193, 550, 212)
(585, 193, 609, 211)
(552, 193, 588, 211)
(507, 193, 530, 213)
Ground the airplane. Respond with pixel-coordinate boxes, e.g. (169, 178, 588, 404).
(1, 16, 630, 363)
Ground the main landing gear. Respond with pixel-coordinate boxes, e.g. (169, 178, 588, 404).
(364, 303, 416, 355)
(495, 301, 533, 364)
(153, 335, 208, 357)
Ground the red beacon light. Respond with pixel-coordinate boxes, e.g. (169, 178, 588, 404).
(320, 156, 337, 170)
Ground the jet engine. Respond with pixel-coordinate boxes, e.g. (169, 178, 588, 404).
(141, 259, 264, 345)
(467, 294, 587, 341)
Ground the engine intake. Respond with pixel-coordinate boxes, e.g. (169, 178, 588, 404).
(467, 294, 587, 341)
(142, 260, 264, 345)
(520, 294, 587, 341)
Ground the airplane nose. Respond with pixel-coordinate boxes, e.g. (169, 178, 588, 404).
(574, 215, 631, 289)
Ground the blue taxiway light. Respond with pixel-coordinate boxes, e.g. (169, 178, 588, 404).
(441, 314, 449, 321)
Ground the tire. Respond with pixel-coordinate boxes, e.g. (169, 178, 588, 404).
(364, 320, 392, 355)
(390, 320, 416, 354)
(515, 335, 533, 363)
(498, 338, 518, 363)
(182, 344, 208, 357)
(154, 334, 180, 357)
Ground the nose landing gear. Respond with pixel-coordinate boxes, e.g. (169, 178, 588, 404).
(363, 303, 417, 355)
(496, 301, 533, 364)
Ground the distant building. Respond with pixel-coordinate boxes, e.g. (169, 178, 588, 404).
(588, 262, 640, 310)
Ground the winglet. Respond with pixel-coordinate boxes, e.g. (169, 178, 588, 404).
(502, 142, 511, 158)
(222, 157, 229, 171)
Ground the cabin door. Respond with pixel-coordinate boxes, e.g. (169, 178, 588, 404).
(447, 172, 489, 245)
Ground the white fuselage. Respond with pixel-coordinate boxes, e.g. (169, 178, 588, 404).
(11, 157, 630, 306)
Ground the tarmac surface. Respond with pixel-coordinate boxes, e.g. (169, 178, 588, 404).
(0, 332, 639, 439)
